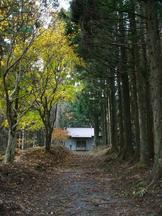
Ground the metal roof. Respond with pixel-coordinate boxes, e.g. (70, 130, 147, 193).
(67, 128, 94, 138)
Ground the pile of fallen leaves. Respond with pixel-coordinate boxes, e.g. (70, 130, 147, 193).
(16, 145, 72, 169)
(0, 145, 72, 216)
(99, 152, 162, 215)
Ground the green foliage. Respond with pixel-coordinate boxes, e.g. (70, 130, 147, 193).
(0, 1, 82, 136)
(60, 101, 92, 128)
(59, 8, 81, 54)
(18, 111, 43, 131)
(30, 19, 82, 117)
(60, 82, 102, 128)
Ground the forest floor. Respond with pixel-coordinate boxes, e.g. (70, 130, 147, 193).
(0, 147, 162, 216)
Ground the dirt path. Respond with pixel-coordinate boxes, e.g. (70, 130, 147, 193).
(0, 152, 157, 215)
(21, 153, 151, 216)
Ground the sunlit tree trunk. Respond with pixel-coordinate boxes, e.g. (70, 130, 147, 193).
(21, 129, 25, 150)
(4, 84, 19, 163)
(4, 128, 17, 163)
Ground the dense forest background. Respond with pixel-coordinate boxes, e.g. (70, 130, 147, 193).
(68, 0, 162, 183)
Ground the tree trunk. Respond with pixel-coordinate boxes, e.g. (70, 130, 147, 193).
(129, 71, 140, 160)
(94, 115, 100, 146)
(128, 2, 141, 160)
(109, 76, 118, 152)
(4, 128, 17, 163)
(120, 71, 134, 159)
(137, 73, 150, 164)
(106, 90, 111, 146)
(22, 129, 25, 150)
(116, 69, 124, 152)
(101, 91, 108, 146)
(118, 7, 134, 159)
(140, 10, 154, 161)
(45, 130, 52, 151)
(146, 83, 154, 160)
(39, 106, 56, 151)
(144, 0, 162, 180)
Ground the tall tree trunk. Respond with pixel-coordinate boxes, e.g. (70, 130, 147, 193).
(39, 105, 57, 151)
(106, 89, 111, 147)
(118, 6, 134, 159)
(137, 73, 150, 164)
(128, 1, 141, 160)
(94, 115, 100, 146)
(45, 128, 52, 151)
(101, 97, 108, 146)
(129, 1, 151, 164)
(144, 0, 162, 180)
(4, 96, 18, 163)
(54, 103, 60, 128)
(109, 75, 118, 152)
(116, 69, 124, 152)
(146, 83, 154, 160)
(4, 128, 17, 163)
(22, 129, 25, 150)
(105, 88, 110, 146)
(129, 71, 140, 159)
(120, 71, 134, 159)
(139, 9, 154, 161)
